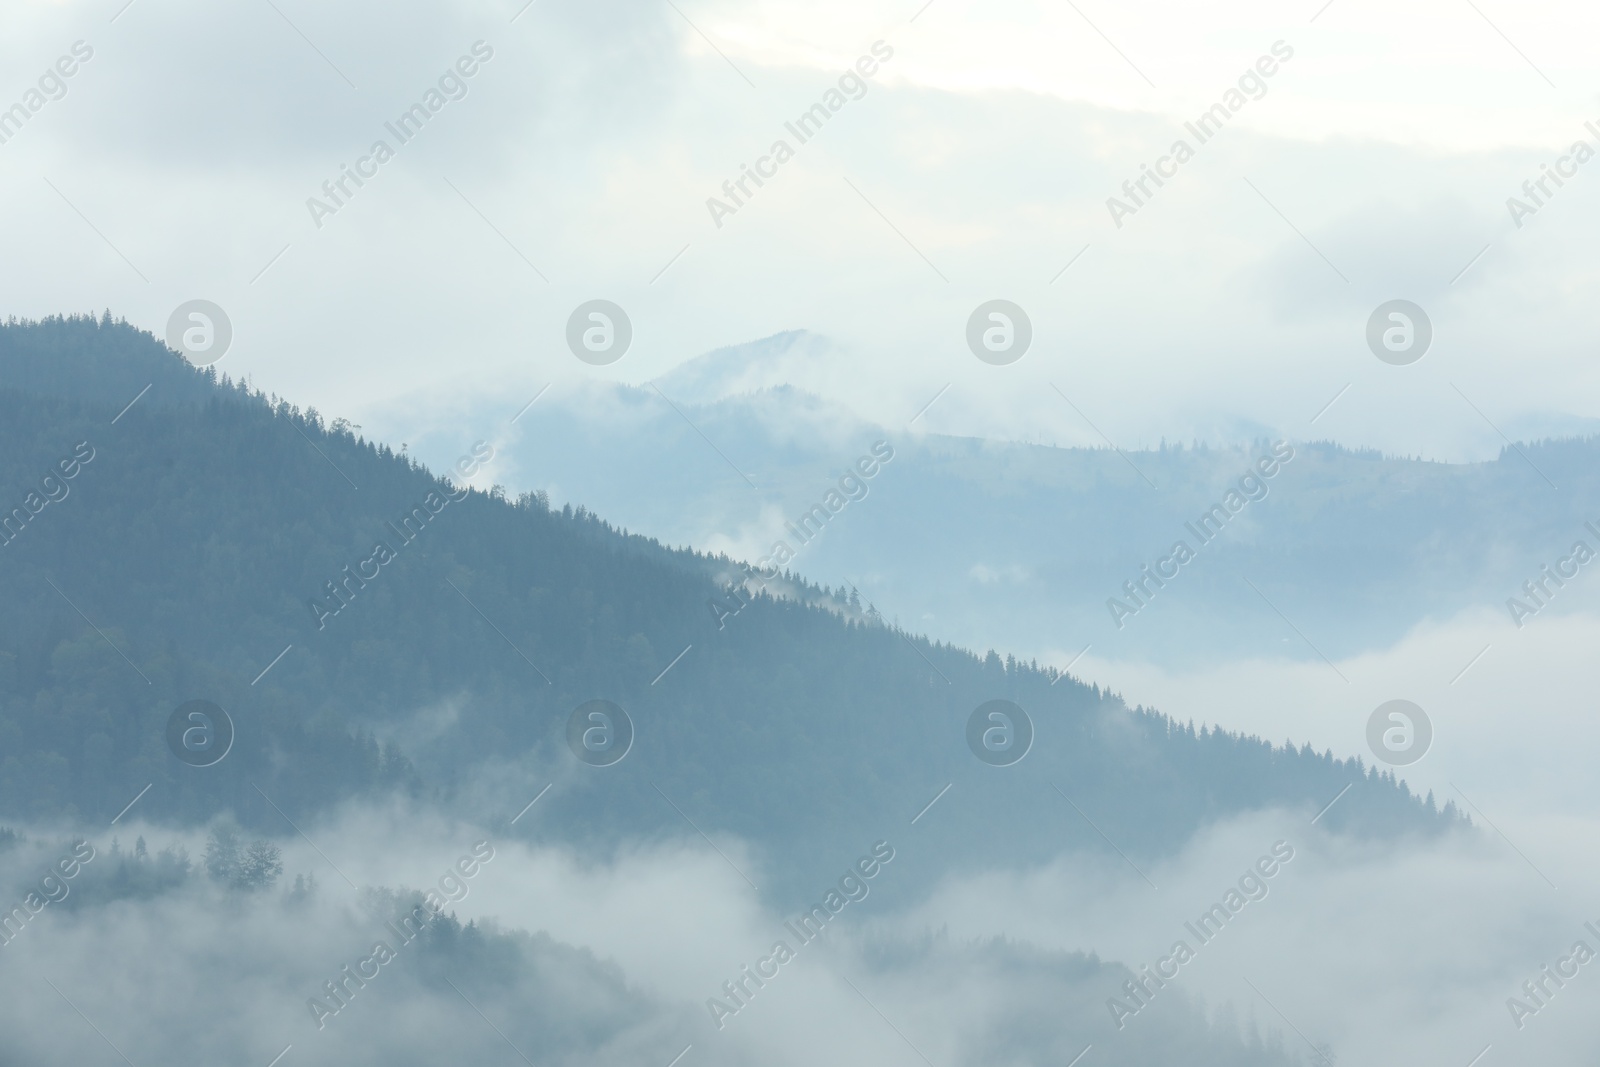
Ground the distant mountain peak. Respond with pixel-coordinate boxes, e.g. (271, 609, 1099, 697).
(651, 330, 838, 404)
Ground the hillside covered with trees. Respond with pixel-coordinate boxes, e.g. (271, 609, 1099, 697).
(0, 314, 1458, 899)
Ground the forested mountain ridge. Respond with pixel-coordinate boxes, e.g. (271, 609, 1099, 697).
(472, 329, 1600, 667)
(0, 314, 1457, 898)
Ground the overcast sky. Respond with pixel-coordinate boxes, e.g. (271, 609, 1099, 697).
(3, 0, 1597, 460)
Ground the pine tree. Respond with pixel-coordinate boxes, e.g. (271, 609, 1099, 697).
(204, 826, 242, 884)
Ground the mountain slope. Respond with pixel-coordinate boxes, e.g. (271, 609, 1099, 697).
(0, 315, 1455, 900)
(418, 331, 1600, 667)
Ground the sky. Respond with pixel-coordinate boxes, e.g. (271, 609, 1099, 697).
(3, 0, 1598, 461)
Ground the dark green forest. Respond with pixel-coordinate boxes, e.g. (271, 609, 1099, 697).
(0, 313, 1458, 899)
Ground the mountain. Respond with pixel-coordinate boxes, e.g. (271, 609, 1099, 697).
(402, 331, 1600, 668)
(0, 314, 1452, 902)
(652, 329, 838, 404)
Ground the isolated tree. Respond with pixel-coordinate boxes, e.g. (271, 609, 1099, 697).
(284, 872, 320, 907)
(237, 841, 283, 890)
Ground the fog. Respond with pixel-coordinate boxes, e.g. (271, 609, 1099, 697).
(3, 0, 1599, 460)
(1, 788, 1593, 1065)
(1078, 606, 1600, 821)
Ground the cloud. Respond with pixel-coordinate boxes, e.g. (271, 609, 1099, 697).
(1068, 605, 1600, 821)
(894, 808, 1600, 1063)
(8, 794, 1598, 1063)
(3, 0, 1595, 467)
